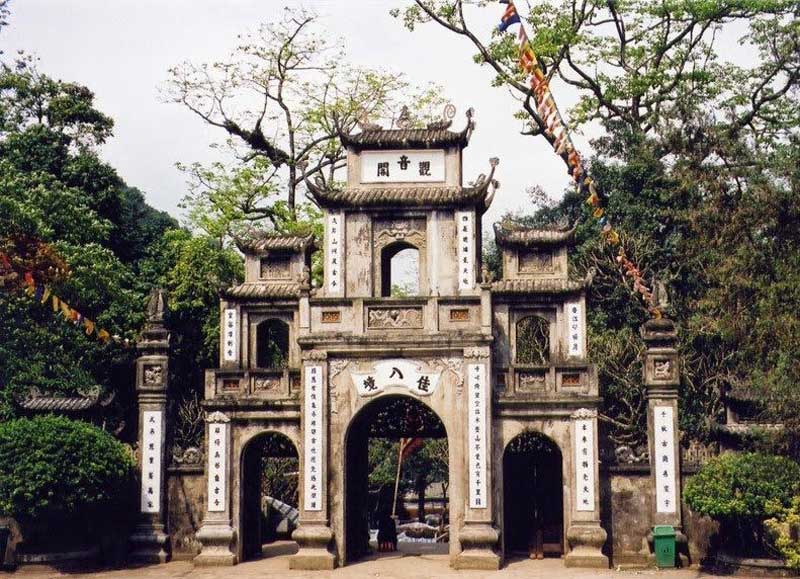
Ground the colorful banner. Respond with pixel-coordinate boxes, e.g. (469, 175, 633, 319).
(19, 269, 118, 344)
(496, 1, 660, 317)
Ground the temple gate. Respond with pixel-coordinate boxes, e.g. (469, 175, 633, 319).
(131, 108, 689, 569)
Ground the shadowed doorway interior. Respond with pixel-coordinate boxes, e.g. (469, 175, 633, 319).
(240, 431, 299, 561)
(344, 395, 449, 563)
(503, 431, 563, 560)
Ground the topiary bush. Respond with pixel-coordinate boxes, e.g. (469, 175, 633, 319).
(684, 452, 800, 556)
(0, 415, 135, 551)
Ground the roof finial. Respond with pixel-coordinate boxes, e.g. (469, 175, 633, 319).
(396, 105, 412, 129)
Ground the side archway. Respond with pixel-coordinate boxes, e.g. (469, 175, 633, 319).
(239, 431, 299, 561)
(502, 430, 563, 560)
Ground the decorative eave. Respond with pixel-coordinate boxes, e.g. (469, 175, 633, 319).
(220, 281, 303, 301)
(339, 109, 474, 150)
(14, 385, 112, 413)
(490, 272, 593, 296)
(493, 221, 577, 248)
(234, 233, 317, 256)
(304, 157, 498, 210)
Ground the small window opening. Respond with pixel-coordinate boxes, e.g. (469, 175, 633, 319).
(256, 319, 289, 369)
(380, 242, 419, 297)
(516, 316, 550, 364)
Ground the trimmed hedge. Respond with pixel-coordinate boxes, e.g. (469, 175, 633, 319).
(0, 415, 134, 523)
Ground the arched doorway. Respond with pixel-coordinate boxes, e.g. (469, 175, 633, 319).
(503, 431, 563, 560)
(344, 395, 449, 562)
(240, 431, 299, 561)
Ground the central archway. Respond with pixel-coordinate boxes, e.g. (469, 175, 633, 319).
(344, 394, 449, 562)
(503, 431, 563, 560)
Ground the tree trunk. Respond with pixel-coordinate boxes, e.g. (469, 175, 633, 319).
(416, 474, 426, 523)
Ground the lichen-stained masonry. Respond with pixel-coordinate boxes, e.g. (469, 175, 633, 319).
(130, 109, 692, 570)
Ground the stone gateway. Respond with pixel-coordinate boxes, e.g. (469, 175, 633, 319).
(130, 111, 695, 570)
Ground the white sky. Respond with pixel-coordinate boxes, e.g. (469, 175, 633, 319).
(2, 1, 753, 227)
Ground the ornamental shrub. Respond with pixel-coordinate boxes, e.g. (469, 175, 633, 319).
(684, 452, 800, 555)
(765, 496, 800, 569)
(0, 415, 134, 525)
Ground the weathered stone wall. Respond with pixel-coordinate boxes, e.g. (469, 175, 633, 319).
(601, 468, 718, 567)
(167, 466, 205, 560)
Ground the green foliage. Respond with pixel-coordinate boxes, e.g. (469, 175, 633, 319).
(685, 453, 800, 520)
(765, 496, 800, 568)
(0, 416, 134, 522)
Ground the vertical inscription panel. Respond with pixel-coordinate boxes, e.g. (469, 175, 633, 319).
(223, 308, 238, 363)
(565, 301, 584, 358)
(140, 410, 163, 514)
(326, 212, 343, 295)
(574, 417, 596, 512)
(456, 210, 475, 292)
(468, 363, 488, 509)
(207, 421, 228, 512)
(654, 405, 678, 514)
(304, 365, 323, 511)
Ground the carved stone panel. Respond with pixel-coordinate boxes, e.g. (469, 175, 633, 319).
(519, 249, 554, 274)
(517, 370, 547, 393)
(367, 306, 423, 329)
(260, 253, 292, 280)
(143, 365, 163, 386)
(373, 218, 427, 251)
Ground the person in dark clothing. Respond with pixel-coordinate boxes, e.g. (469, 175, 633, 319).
(377, 513, 398, 552)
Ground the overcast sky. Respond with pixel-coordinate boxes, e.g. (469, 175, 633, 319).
(2, 1, 752, 228)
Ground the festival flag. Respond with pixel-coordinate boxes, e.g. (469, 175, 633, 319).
(497, 3, 520, 31)
(84, 319, 95, 336)
(40, 286, 51, 304)
(97, 329, 110, 343)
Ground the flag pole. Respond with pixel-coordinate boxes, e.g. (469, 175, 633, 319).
(391, 439, 407, 519)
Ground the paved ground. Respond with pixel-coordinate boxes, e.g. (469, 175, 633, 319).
(6, 550, 755, 579)
(6, 541, 762, 579)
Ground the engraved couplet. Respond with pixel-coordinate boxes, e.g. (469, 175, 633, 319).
(573, 413, 596, 512)
(207, 420, 228, 512)
(140, 410, 163, 514)
(654, 405, 678, 514)
(223, 308, 237, 363)
(468, 363, 488, 509)
(456, 210, 475, 291)
(304, 365, 323, 511)
(326, 212, 343, 295)
(565, 301, 584, 358)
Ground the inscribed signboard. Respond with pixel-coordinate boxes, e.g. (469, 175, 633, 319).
(304, 365, 323, 511)
(654, 405, 678, 514)
(468, 363, 488, 509)
(360, 150, 445, 183)
(140, 410, 162, 514)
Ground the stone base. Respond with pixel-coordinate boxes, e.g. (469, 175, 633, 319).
(289, 523, 336, 571)
(129, 524, 169, 564)
(453, 522, 500, 570)
(564, 523, 609, 569)
(193, 522, 236, 567)
(453, 551, 501, 570)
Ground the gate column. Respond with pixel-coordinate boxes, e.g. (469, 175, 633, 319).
(195, 411, 236, 566)
(455, 346, 500, 570)
(565, 408, 608, 567)
(290, 350, 336, 570)
(129, 289, 170, 564)
(641, 317, 687, 563)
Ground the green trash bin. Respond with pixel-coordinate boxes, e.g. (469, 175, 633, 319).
(653, 525, 676, 568)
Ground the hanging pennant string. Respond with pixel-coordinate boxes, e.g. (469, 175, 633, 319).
(496, 0, 661, 318)
(1, 251, 126, 345)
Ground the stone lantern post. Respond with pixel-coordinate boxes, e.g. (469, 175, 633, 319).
(129, 289, 170, 563)
(641, 316, 687, 562)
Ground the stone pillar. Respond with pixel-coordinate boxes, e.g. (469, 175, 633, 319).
(565, 408, 608, 568)
(290, 350, 336, 570)
(641, 317, 686, 562)
(454, 346, 500, 570)
(129, 289, 170, 564)
(194, 411, 236, 566)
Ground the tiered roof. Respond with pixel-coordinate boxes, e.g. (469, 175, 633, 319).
(493, 221, 576, 247)
(234, 233, 317, 255)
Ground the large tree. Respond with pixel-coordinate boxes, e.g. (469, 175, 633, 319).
(395, 1, 800, 449)
(166, 7, 445, 240)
